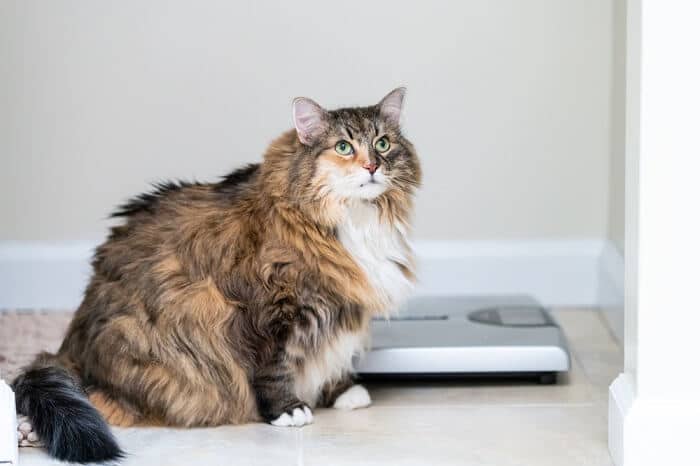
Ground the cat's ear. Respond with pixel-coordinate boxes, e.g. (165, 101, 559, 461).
(292, 97, 329, 146)
(378, 87, 406, 127)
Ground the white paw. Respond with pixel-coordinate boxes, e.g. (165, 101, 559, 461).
(17, 415, 42, 447)
(333, 385, 372, 410)
(270, 406, 313, 427)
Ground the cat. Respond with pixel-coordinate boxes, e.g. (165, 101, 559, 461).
(12, 88, 421, 463)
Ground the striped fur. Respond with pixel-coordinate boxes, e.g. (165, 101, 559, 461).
(13, 89, 421, 463)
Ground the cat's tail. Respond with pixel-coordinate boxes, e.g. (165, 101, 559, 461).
(12, 352, 124, 464)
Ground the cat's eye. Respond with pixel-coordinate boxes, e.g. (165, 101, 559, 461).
(374, 136, 391, 153)
(335, 140, 354, 156)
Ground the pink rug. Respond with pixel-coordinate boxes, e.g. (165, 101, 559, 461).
(0, 310, 73, 381)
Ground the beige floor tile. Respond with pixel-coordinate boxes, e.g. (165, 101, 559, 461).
(552, 310, 619, 351)
(20, 424, 302, 466)
(552, 309, 622, 403)
(366, 355, 596, 408)
(301, 405, 612, 466)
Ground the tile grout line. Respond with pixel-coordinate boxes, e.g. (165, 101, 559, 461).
(345, 402, 600, 410)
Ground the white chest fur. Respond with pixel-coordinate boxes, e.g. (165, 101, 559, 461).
(293, 203, 414, 406)
(336, 201, 415, 313)
(294, 331, 366, 406)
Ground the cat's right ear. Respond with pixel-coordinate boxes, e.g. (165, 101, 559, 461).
(292, 97, 329, 146)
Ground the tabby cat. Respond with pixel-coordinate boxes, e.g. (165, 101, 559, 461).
(12, 88, 421, 463)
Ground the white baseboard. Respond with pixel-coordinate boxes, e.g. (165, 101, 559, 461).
(598, 243, 625, 341)
(609, 374, 634, 465)
(413, 239, 605, 307)
(0, 239, 615, 310)
(609, 373, 700, 466)
(0, 241, 95, 310)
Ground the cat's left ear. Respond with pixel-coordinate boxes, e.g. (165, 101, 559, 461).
(378, 87, 406, 127)
(292, 97, 329, 146)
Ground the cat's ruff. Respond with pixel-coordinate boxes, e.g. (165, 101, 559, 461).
(337, 200, 414, 314)
(293, 202, 413, 408)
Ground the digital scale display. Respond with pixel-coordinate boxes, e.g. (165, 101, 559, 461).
(468, 306, 554, 327)
(498, 308, 550, 326)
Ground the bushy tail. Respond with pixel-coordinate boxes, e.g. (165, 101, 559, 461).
(12, 354, 123, 463)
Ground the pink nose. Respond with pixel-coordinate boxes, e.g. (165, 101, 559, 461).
(363, 162, 377, 175)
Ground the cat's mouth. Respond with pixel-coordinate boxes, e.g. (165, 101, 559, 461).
(353, 176, 387, 199)
(321, 168, 388, 200)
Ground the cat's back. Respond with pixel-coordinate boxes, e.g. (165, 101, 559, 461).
(111, 163, 261, 223)
(60, 163, 264, 359)
(89, 164, 263, 295)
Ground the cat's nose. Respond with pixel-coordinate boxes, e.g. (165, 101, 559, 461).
(363, 161, 378, 175)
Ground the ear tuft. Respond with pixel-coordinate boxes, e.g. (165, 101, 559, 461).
(378, 87, 406, 127)
(292, 97, 328, 145)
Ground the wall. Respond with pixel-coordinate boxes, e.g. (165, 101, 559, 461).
(0, 0, 614, 242)
(608, 0, 627, 254)
(598, 0, 626, 342)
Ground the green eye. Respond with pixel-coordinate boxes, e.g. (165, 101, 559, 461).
(335, 140, 354, 156)
(374, 136, 391, 153)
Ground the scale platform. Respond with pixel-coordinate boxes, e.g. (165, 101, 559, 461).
(355, 295, 570, 384)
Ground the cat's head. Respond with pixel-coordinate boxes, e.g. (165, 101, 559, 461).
(287, 88, 421, 204)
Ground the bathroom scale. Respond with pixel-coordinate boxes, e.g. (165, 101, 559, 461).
(354, 295, 570, 384)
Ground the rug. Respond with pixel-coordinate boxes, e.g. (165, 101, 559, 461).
(0, 310, 74, 381)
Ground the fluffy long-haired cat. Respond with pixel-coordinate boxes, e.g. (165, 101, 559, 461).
(12, 88, 421, 463)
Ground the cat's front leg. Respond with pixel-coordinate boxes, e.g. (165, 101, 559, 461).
(319, 375, 372, 410)
(253, 356, 313, 427)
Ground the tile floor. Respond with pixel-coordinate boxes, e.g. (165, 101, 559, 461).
(2, 309, 620, 466)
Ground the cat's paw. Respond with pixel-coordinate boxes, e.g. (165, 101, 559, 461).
(270, 405, 314, 427)
(333, 384, 372, 410)
(17, 415, 42, 447)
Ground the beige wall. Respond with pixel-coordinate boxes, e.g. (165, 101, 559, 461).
(608, 0, 626, 254)
(0, 0, 616, 242)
